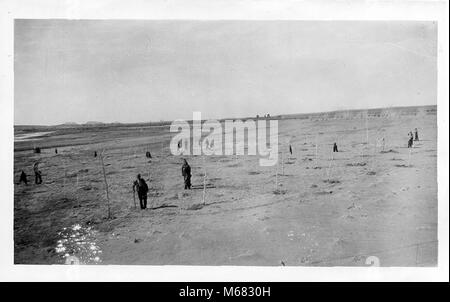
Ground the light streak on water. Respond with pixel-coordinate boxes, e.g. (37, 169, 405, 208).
(55, 224, 102, 264)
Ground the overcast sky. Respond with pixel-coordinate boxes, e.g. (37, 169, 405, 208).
(14, 20, 437, 125)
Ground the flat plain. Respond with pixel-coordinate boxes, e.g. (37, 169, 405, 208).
(14, 107, 437, 266)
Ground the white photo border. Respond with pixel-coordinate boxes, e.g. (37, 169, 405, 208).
(0, 0, 448, 282)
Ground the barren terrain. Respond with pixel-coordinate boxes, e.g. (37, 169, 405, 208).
(14, 109, 437, 266)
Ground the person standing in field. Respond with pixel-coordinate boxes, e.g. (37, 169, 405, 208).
(414, 128, 419, 141)
(182, 159, 192, 190)
(19, 170, 28, 185)
(289, 144, 293, 155)
(33, 162, 42, 184)
(408, 132, 414, 148)
(333, 142, 338, 152)
(133, 174, 149, 210)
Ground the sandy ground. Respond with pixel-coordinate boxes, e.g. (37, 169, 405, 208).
(14, 113, 437, 266)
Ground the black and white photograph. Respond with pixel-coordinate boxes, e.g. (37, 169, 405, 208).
(0, 0, 448, 282)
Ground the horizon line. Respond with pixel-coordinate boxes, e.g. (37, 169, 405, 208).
(14, 103, 437, 127)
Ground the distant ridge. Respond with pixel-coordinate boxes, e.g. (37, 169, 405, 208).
(271, 104, 437, 121)
(85, 121, 104, 125)
(15, 104, 437, 128)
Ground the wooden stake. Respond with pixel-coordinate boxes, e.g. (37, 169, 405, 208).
(202, 156, 207, 205)
(408, 148, 412, 167)
(327, 153, 334, 180)
(275, 154, 279, 190)
(99, 151, 111, 219)
(365, 113, 369, 145)
(147, 158, 150, 181)
(281, 151, 284, 176)
(76, 174, 80, 207)
(372, 140, 376, 170)
(315, 135, 318, 167)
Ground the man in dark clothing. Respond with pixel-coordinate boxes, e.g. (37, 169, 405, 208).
(133, 174, 149, 209)
(55, 148, 58, 154)
(181, 159, 192, 190)
(33, 162, 42, 184)
(19, 170, 28, 185)
(414, 128, 419, 141)
(289, 145, 293, 155)
(94, 151, 97, 157)
(408, 132, 414, 148)
(333, 142, 338, 152)
(146, 151, 152, 158)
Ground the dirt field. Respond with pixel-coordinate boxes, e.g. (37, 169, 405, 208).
(14, 110, 438, 266)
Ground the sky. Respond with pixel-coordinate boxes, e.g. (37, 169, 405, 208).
(14, 20, 437, 125)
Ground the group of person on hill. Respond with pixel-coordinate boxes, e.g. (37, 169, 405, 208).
(18, 161, 42, 185)
(17, 127, 421, 210)
(18, 146, 192, 212)
(133, 124, 419, 210)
